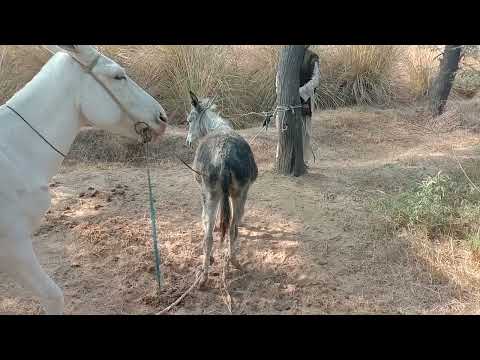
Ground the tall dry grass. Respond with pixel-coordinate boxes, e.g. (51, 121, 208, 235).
(1, 45, 478, 133)
(0, 45, 51, 103)
(313, 45, 405, 107)
(97, 45, 280, 128)
(403, 46, 439, 99)
(0, 45, 280, 128)
(453, 56, 480, 99)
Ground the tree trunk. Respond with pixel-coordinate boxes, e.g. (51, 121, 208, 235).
(275, 45, 306, 176)
(429, 45, 463, 117)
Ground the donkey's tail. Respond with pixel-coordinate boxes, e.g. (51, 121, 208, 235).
(220, 170, 231, 244)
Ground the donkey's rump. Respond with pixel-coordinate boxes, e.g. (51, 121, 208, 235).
(193, 130, 257, 189)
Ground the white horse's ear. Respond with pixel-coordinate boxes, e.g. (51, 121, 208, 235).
(55, 45, 99, 65)
(42, 45, 62, 54)
(57, 45, 78, 53)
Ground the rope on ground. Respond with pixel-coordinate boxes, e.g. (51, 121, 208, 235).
(156, 260, 233, 315)
(449, 146, 480, 194)
(156, 271, 202, 315)
(220, 258, 233, 313)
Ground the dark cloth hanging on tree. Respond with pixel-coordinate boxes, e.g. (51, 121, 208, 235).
(299, 49, 319, 117)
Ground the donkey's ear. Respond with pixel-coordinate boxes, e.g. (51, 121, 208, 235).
(189, 91, 200, 108)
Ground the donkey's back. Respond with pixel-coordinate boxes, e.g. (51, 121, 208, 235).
(193, 129, 257, 189)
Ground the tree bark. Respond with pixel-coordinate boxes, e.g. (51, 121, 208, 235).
(275, 45, 306, 176)
(429, 45, 463, 117)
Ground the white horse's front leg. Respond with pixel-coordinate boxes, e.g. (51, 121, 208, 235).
(0, 225, 64, 315)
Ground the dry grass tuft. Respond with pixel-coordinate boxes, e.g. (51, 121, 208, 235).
(453, 56, 480, 99)
(403, 46, 439, 99)
(97, 45, 280, 128)
(0, 45, 51, 103)
(314, 45, 405, 107)
(400, 228, 480, 312)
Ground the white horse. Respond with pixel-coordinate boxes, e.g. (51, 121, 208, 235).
(0, 45, 167, 314)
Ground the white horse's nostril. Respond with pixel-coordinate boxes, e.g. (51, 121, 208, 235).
(159, 113, 168, 124)
(154, 110, 168, 125)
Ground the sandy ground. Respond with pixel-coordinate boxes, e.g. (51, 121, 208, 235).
(2, 106, 480, 314)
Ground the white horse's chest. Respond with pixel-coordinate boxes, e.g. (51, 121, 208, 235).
(0, 154, 51, 236)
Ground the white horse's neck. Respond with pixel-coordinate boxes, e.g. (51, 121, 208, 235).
(1, 53, 82, 182)
(204, 110, 232, 133)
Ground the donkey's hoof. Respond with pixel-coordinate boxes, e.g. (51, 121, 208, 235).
(197, 272, 209, 290)
(230, 258, 244, 271)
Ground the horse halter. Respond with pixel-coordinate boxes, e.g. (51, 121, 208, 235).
(71, 54, 160, 144)
(6, 52, 162, 158)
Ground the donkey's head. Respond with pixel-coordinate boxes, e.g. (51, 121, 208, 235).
(55, 45, 168, 143)
(185, 91, 217, 147)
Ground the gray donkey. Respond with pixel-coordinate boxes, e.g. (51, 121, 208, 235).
(186, 91, 258, 287)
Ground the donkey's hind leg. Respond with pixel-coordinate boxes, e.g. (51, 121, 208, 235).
(226, 194, 245, 271)
(198, 190, 220, 288)
(227, 223, 242, 270)
(237, 184, 251, 226)
(200, 192, 215, 265)
(0, 227, 64, 314)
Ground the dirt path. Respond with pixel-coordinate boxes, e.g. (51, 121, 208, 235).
(2, 107, 480, 314)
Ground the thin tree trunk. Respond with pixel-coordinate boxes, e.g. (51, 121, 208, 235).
(429, 45, 463, 117)
(275, 45, 306, 176)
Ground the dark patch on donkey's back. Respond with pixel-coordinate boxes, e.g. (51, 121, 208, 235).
(193, 131, 257, 187)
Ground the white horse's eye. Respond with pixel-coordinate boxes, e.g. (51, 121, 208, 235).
(114, 74, 126, 80)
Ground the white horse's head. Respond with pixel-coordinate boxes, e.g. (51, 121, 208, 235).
(53, 45, 167, 142)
